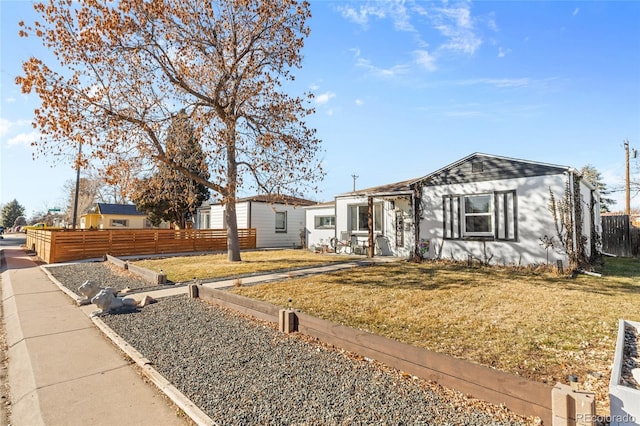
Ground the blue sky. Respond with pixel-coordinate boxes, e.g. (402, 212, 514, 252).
(1, 0, 639, 218)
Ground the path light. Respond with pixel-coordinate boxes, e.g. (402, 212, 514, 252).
(568, 374, 579, 391)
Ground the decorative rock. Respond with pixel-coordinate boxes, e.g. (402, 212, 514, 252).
(138, 295, 157, 308)
(91, 288, 138, 315)
(77, 280, 117, 305)
(621, 324, 640, 389)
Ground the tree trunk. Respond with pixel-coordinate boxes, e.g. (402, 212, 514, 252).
(225, 199, 241, 261)
(225, 124, 242, 262)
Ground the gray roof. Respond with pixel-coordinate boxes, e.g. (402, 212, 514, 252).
(336, 178, 417, 198)
(95, 203, 146, 216)
(204, 194, 316, 207)
(334, 153, 577, 197)
(411, 153, 571, 187)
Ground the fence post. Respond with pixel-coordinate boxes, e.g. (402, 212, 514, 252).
(551, 383, 596, 426)
(278, 309, 297, 333)
(49, 231, 56, 264)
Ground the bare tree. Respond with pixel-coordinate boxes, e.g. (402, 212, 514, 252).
(17, 0, 323, 261)
(62, 176, 101, 225)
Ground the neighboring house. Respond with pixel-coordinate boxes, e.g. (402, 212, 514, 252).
(304, 201, 336, 249)
(197, 195, 315, 248)
(332, 179, 416, 257)
(80, 203, 169, 229)
(309, 153, 601, 267)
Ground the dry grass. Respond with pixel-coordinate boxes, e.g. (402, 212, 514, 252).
(133, 250, 639, 413)
(229, 257, 640, 414)
(131, 249, 359, 283)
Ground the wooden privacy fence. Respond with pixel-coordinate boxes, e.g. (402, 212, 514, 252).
(192, 285, 555, 424)
(602, 215, 639, 257)
(26, 228, 257, 264)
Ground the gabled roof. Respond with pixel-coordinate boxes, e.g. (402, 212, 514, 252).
(94, 203, 146, 216)
(411, 153, 571, 187)
(336, 178, 417, 198)
(206, 194, 316, 207)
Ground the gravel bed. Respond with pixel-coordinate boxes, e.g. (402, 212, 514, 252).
(621, 323, 640, 389)
(45, 261, 168, 294)
(51, 262, 534, 425)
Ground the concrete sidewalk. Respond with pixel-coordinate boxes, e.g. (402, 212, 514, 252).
(1, 236, 403, 426)
(1, 244, 189, 426)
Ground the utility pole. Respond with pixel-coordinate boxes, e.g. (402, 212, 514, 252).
(625, 139, 630, 215)
(351, 174, 358, 192)
(72, 141, 82, 229)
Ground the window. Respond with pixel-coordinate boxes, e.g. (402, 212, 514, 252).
(349, 204, 382, 233)
(110, 219, 129, 227)
(443, 190, 517, 240)
(199, 211, 211, 229)
(275, 211, 287, 233)
(464, 195, 492, 236)
(314, 215, 335, 229)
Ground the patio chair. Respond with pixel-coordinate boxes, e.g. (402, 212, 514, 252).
(351, 235, 365, 255)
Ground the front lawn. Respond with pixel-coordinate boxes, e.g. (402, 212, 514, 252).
(230, 257, 640, 414)
(132, 249, 360, 283)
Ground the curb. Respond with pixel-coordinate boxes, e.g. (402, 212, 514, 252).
(42, 266, 214, 426)
(90, 315, 214, 426)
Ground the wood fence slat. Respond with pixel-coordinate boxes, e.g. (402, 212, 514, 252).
(25, 228, 256, 263)
(602, 215, 635, 257)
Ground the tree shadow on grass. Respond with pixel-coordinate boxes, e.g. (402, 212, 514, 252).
(322, 257, 640, 298)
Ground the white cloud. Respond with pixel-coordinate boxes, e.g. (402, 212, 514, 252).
(414, 49, 437, 71)
(572, 8, 580, 17)
(5, 96, 16, 103)
(338, 4, 386, 27)
(338, 2, 417, 32)
(0, 118, 32, 138)
(456, 77, 531, 88)
(432, 4, 483, 55)
(316, 92, 336, 105)
(355, 99, 364, 107)
(7, 130, 38, 147)
(354, 49, 410, 78)
(0, 118, 10, 137)
(498, 47, 511, 58)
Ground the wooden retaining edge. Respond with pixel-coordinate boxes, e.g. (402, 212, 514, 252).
(105, 254, 128, 269)
(106, 254, 167, 285)
(194, 285, 553, 424)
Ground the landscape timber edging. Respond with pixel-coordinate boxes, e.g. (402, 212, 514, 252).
(106, 254, 167, 285)
(193, 284, 553, 424)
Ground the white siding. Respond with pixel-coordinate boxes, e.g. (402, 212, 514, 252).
(209, 204, 226, 229)
(418, 173, 584, 266)
(335, 195, 413, 257)
(305, 205, 335, 248)
(250, 203, 306, 248)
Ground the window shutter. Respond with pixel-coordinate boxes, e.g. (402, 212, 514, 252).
(443, 195, 462, 239)
(494, 190, 517, 241)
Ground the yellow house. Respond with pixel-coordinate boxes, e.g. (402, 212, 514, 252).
(80, 203, 168, 229)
